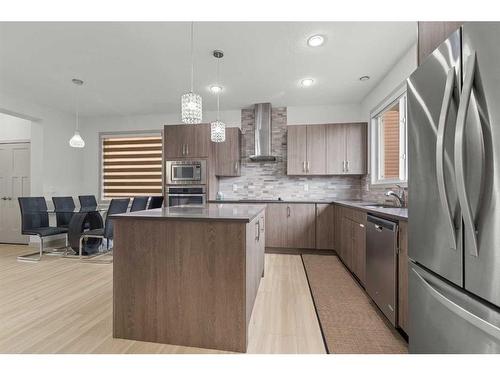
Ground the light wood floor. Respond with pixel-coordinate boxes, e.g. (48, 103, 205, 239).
(0, 244, 325, 354)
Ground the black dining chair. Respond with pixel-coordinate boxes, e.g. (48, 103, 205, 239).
(79, 198, 130, 263)
(52, 196, 75, 229)
(17, 197, 68, 262)
(147, 196, 164, 209)
(78, 195, 98, 212)
(130, 196, 148, 212)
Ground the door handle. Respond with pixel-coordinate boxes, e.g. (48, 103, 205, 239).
(1, 197, 6, 200)
(287, 206, 291, 217)
(413, 268, 500, 340)
(7, 197, 12, 200)
(455, 51, 479, 257)
(374, 224, 383, 232)
(436, 67, 458, 251)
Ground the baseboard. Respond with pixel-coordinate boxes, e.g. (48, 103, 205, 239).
(266, 247, 338, 256)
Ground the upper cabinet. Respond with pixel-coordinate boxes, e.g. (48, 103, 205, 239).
(287, 125, 326, 175)
(164, 124, 210, 158)
(215, 127, 241, 176)
(418, 22, 463, 65)
(304, 122, 367, 175)
(344, 123, 367, 175)
(287, 125, 309, 175)
(326, 123, 367, 175)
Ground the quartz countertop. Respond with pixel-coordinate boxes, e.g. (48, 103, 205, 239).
(333, 200, 408, 221)
(111, 204, 266, 223)
(210, 199, 408, 221)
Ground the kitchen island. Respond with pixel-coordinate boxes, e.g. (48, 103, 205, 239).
(111, 204, 266, 353)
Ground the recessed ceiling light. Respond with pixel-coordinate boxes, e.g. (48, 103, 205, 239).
(359, 75, 370, 81)
(307, 35, 325, 47)
(301, 78, 315, 87)
(210, 85, 223, 94)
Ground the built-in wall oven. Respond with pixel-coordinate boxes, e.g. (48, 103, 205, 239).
(165, 160, 206, 185)
(166, 185, 206, 207)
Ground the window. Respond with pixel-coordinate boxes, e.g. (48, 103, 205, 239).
(101, 133, 163, 200)
(371, 93, 407, 185)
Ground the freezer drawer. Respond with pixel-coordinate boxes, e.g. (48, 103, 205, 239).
(409, 261, 500, 353)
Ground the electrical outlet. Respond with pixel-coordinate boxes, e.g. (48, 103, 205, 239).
(304, 183, 309, 192)
(233, 184, 238, 192)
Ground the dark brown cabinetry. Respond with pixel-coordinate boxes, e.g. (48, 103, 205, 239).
(418, 22, 463, 65)
(164, 124, 210, 158)
(215, 127, 241, 176)
(315, 203, 335, 250)
(398, 221, 408, 333)
(288, 123, 367, 176)
(335, 206, 367, 286)
(265, 203, 316, 249)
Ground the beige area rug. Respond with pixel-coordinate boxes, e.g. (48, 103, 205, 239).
(301, 254, 408, 354)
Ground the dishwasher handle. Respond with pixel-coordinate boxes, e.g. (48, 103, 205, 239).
(367, 214, 398, 232)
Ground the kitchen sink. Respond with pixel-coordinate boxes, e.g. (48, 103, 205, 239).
(363, 203, 399, 209)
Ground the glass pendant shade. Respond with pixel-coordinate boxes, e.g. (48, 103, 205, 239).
(69, 131, 85, 148)
(181, 92, 202, 124)
(210, 120, 226, 142)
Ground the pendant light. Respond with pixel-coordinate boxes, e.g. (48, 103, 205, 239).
(69, 78, 85, 148)
(210, 50, 225, 143)
(181, 22, 202, 124)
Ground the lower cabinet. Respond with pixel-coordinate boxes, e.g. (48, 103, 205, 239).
(265, 203, 316, 249)
(398, 221, 408, 333)
(336, 206, 367, 286)
(315, 203, 335, 250)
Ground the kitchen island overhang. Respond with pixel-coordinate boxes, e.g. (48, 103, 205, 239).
(111, 204, 266, 353)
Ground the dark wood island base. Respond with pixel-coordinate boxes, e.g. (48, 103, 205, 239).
(112, 204, 266, 353)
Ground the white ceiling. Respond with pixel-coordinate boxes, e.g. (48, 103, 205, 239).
(0, 22, 416, 117)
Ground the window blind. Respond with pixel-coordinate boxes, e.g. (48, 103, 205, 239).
(102, 135, 162, 199)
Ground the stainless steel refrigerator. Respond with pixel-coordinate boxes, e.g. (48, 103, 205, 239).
(408, 22, 500, 353)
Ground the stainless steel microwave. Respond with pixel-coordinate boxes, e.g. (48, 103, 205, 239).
(165, 160, 207, 185)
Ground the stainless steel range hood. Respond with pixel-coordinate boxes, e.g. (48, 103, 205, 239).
(250, 103, 276, 162)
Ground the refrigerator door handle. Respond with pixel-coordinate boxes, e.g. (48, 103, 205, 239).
(455, 51, 480, 257)
(436, 67, 458, 250)
(412, 267, 500, 341)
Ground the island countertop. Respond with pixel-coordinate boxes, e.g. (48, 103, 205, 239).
(111, 203, 266, 222)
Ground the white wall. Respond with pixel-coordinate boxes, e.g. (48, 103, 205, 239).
(0, 113, 31, 141)
(287, 104, 363, 125)
(0, 91, 84, 198)
(361, 43, 417, 119)
(79, 109, 241, 197)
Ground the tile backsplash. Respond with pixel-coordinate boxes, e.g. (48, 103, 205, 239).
(217, 107, 363, 201)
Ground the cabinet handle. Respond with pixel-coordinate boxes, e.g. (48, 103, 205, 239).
(307, 161, 310, 173)
(287, 206, 291, 217)
(234, 161, 238, 173)
(342, 160, 345, 172)
(260, 217, 265, 232)
(346, 160, 349, 172)
(359, 223, 364, 228)
(302, 161, 306, 172)
(182, 144, 185, 155)
(255, 221, 260, 241)
(186, 144, 189, 155)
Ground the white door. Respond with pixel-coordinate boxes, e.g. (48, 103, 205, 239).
(0, 142, 30, 244)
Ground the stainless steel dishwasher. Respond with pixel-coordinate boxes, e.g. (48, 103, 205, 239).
(366, 214, 399, 326)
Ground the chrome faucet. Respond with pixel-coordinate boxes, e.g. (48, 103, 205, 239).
(385, 185, 406, 207)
